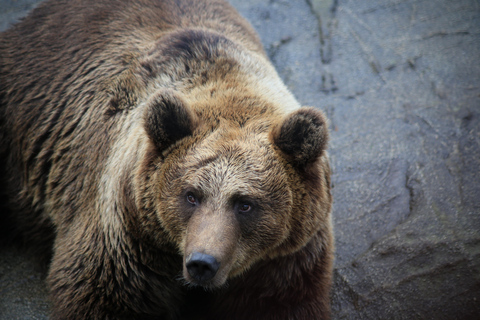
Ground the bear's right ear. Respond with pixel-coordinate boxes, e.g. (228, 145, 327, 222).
(271, 107, 329, 167)
(144, 89, 198, 152)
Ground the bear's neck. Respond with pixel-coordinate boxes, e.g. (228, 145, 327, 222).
(142, 28, 301, 121)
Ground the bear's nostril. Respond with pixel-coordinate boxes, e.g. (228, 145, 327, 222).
(186, 252, 220, 283)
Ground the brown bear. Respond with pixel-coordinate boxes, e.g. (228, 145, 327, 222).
(0, 0, 334, 319)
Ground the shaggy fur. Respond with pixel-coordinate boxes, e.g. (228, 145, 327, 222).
(0, 0, 334, 319)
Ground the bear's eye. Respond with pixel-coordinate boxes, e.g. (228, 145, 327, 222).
(186, 192, 197, 205)
(238, 203, 252, 213)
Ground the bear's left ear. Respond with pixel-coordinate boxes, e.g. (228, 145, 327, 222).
(271, 107, 329, 167)
(144, 89, 198, 152)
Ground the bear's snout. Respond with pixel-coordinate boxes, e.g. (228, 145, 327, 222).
(186, 252, 220, 283)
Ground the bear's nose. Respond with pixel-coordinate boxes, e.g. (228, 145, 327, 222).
(186, 252, 220, 283)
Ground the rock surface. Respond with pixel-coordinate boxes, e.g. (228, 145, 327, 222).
(1, 0, 479, 319)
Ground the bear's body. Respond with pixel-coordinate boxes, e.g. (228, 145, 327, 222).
(0, 0, 334, 319)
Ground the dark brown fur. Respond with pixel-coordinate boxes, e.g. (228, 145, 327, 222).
(0, 0, 334, 319)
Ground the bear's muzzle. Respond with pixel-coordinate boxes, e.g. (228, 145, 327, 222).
(186, 252, 220, 283)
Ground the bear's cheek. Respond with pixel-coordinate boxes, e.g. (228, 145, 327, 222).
(155, 183, 196, 246)
(230, 212, 291, 272)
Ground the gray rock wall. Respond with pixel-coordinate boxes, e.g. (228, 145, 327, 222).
(1, 0, 479, 319)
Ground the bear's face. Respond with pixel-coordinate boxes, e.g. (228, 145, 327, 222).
(158, 123, 293, 287)
(143, 89, 329, 288)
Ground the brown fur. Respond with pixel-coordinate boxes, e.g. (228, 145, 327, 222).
(0, 0, 334, 319)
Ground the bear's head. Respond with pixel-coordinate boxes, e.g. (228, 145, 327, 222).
(142, 88, 330, 288)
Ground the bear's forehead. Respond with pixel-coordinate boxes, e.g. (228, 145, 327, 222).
(185, 139, 276, 178)
(179, 128, 286, 196)
(189, 123, 273, 161)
